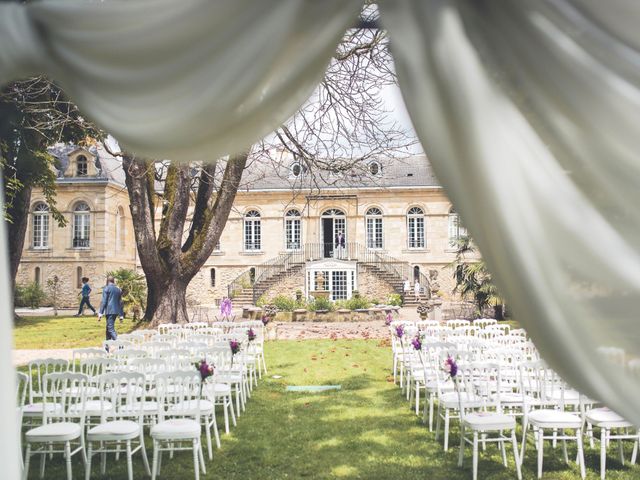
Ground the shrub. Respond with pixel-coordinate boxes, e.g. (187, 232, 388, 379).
(388, 293, 403, 307)
(15, 282, 47, 309)
(308, 297, 334, 312)
(107, 268, 147, 320)
(344, 296, 371, 310)
(255, 295, 267, 307)
(270, 295, 297, 312)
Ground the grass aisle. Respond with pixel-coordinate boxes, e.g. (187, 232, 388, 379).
(21, 338, 640, 479)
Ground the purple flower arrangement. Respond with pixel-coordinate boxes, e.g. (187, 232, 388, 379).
(195, 359, 214, 382)
(443, 355, 458, 379)
(411, 335, 422, 351)
(229, 339, 241, 355)
(220, 297, 233, 318)
(247, 328, 256, 342)
(261, 315, 270, 327)
(394, 324, 404, 339)
(385, 312, 393, 326)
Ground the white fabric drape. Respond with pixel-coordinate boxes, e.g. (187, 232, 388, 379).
(380, 0, 640, 425)
(0, 0, 362, 161)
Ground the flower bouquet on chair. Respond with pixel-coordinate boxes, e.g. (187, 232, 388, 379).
(229, 339, 241, 367)
(195, 359, 214, 395)
(219, 297, 233, 321)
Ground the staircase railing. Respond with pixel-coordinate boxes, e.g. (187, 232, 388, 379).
(251, 249, 306, 304)
(227, 269, 252, 300)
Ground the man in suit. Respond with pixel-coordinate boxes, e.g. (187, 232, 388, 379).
(98, 276, 124, 341)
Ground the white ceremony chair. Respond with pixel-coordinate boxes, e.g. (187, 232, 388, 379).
(151, 371, 206, 480)
(472, 318, 497, 329)
(23, 372, 89, 480)
(71, 349, 107, 371)
(519, 361, 586, 479)
(85, 372, 151, 480)
(22, 358, 69, 426)
(204, 347, 237, 434)
(584, 406, 639, 480)
(456, 363, 522, 480)
(16, 371, 29, 469)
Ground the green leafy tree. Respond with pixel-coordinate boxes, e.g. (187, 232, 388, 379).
(449, 236, 504, 318)
(0, 76, 102, 296)
(107, 268, 147, 321)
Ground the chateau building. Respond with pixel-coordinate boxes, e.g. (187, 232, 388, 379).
(16, 146, 473, 308)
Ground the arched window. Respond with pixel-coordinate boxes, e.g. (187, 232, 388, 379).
(116, 206, 125, 252)
(73, 201, 91, 248)
(210, 268, 216, 287)
(285, 209, 302, 250)
(76, 266, 83, 288)
(368, 161, 382, 176)
(365, 207, 383, 249)
(244, 210, 261, 251)
(448, 207, 467, 247)
(407, 207, 425, 249)
(76, 155, 88, 176)
(249, 267, 256, 284)
(34, 267, 41, 285)
(32, 202, 49, 249)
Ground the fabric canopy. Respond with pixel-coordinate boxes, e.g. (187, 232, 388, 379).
(2, 0, 640, 477)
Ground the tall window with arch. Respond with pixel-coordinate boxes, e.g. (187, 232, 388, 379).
(407, 207, 426, 249)
(34, 267, 41, 285)
(76, 155, 88, 176)
(32, 202, 50, 249)
(76, 266, 83, 288)
(365, 207, 383, 249)
(284, 209, 302, 251)
(210, 268, 216, 287)
(116, 206, 125, 252)
(73, 201, 91, 248)
(448, 207, 467, 247)
(244, 210, 261, 251)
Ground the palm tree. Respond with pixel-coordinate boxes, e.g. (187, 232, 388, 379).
(449, 237, 504, 318)
(107, 268, 147, 321)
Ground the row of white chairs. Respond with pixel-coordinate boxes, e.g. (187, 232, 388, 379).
(389, 322, 639, 480)
(17, 320, 268, 480)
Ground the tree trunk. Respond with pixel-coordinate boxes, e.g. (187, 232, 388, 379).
(7, 184, 32, 296)
(145, 277, 189, 326)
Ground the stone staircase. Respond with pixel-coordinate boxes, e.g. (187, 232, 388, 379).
(227, 243, 431, 306)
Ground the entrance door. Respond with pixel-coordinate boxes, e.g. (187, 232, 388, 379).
(413, 265, 420, 283)
(321, 209, 346, 258)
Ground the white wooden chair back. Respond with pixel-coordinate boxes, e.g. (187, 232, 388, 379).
(27, 358, 69, 403)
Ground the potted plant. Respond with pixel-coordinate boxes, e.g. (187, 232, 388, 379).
(416, 302, 430, 320)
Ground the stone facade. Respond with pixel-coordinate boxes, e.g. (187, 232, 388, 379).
(18, 151, 480, 308)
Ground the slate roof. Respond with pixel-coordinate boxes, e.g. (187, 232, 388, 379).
(241, 155, 440, 190)
(48, 144, 438, 191)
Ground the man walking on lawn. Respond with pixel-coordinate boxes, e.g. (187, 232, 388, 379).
(98, 276, 124, 341)
(74, 276, 97, 316)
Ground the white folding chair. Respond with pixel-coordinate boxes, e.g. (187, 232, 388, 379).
(23, 372, 89, 480)
(151, 371, 205, 480)
(85, 372, 151, 480)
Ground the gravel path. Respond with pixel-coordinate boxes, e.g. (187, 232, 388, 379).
(13, 349, 75, 367)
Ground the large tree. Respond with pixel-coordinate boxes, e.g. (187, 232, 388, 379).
(0, 76, 101, 296)
(121, 154, 247, 325)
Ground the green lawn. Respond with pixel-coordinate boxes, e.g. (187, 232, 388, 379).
(14, 315, 138, 349)
(18, 338, 640, 479)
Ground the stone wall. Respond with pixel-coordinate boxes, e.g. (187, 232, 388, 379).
(254, 269, 306, 303)
(356, 268, 396, 303)
(186, 265, 249, 306)
(16, 261, 134, 308)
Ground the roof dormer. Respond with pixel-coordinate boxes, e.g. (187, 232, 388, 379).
(63, 148, 99, 178)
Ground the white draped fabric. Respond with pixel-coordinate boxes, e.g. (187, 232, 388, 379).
(379, 0, 640, 427)
(2, 0, 640, 476)
(0, 0, 362, 161)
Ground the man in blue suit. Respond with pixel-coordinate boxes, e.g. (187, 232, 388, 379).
(98, 276, 124, 341)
